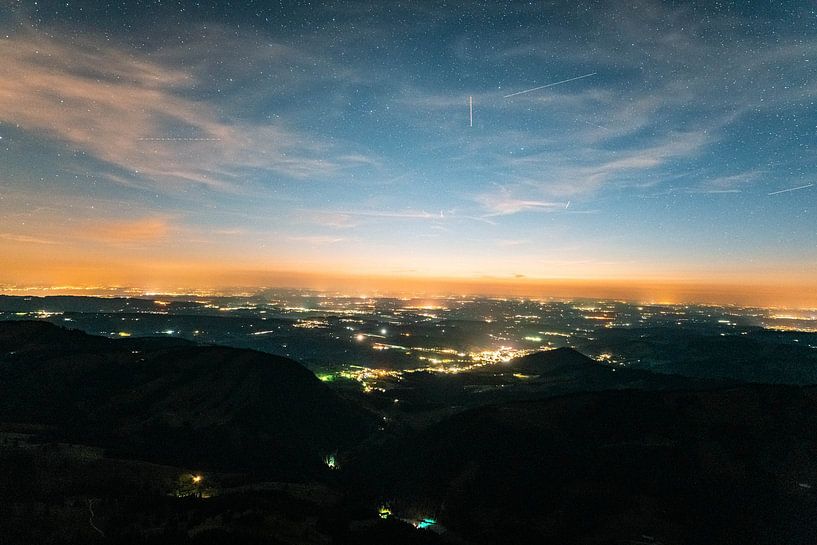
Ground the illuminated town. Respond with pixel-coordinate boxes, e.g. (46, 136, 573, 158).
(3, 292, 815, 396)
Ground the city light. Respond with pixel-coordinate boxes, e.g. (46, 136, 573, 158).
(377, 506, 392, 519)
(323, 453, 338, 470)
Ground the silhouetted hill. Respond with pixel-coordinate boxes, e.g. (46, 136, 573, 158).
(352, 384, 817, 545)
(502, 346, 635, 387)
(583, 327, 817, 384)
(508, 346, 598, 373)
(0, 321, 375, 477)
(504, 346, 726, 390)
(373, 347, 732, 417)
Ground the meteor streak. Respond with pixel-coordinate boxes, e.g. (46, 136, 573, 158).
(503, 72, 597, 98)
(768, 183, 814, 195)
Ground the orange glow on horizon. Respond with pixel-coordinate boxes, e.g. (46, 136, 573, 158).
(1, 259, 816, 309)
(2, 225, 815, 309)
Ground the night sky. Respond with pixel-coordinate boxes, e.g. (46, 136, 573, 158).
(1, 1, 816, 302)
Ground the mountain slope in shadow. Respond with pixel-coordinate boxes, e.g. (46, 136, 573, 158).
(352, 384, 817, 545)
(0, 321, 375, 477)
(506, 346, 726, 387)
(377, 347, 732, 416)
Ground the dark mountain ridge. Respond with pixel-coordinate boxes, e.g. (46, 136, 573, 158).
(505, 346, 736, 391)
(582, 326, 817, 384)
(377, 347, 735, 416)
(0, 321, 375, 477)
(350, 383, 817, 544)
(507, 346, 599, 373)
(4, 320, 817, 544)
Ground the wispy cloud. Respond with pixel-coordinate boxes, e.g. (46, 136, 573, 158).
(287, 235, 346, 245)
(0, 29, 377, 194)
(473, 129, 710, 215)
(304, 208, 496, 228)
(0, 215, 175, 249)
(0, 233, 58, 245)
(689, 170, 766, 194)
(495, 239, 531, 247)
(476, 192, 567, 216)
(84, 217, 173, 243)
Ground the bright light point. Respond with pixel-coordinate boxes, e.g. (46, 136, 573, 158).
(192, 475, 203, 483)
(323, 453, 338, 469)
(378, 506, 392, 519)
(117, 331, 131, 337)
(163, 330, 175, 335)
(380, 328, 387, 335)
(355, 333, 365, 342)
(416, 518, 437, 529)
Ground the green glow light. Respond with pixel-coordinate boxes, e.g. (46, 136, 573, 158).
(323, 453, 338, 469)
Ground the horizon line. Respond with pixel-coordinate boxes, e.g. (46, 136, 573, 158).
(1, 275, 816, 311)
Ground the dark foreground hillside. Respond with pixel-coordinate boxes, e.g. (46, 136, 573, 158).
(0, 321, 375, 476)
(2, 320, 817, 544)
(351, 385, 817, 545)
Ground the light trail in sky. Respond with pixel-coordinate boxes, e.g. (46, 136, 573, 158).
(136, 137, 222, 141)
(767, 183, 814, 195)
(503, 72, 597, 98)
